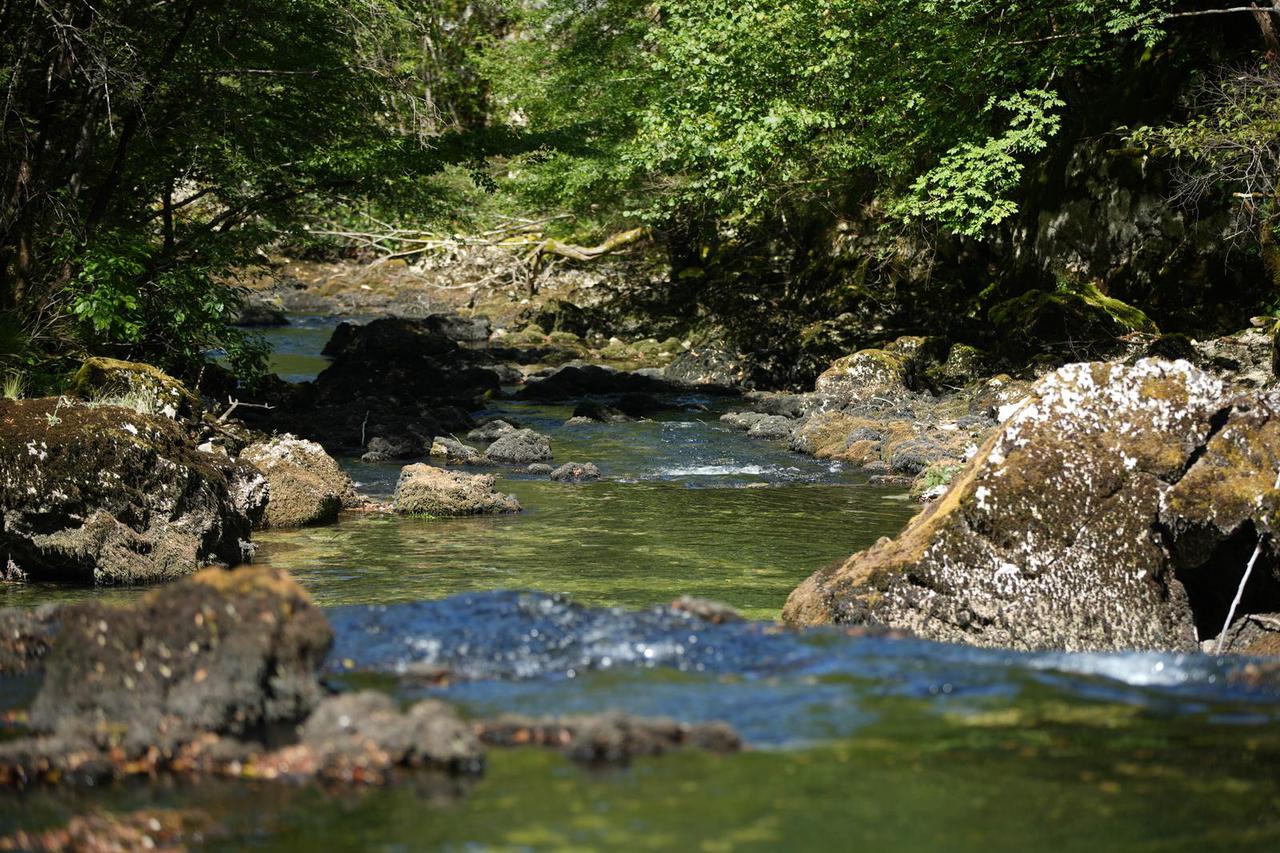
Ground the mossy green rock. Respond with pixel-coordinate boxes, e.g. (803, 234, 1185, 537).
(813, 349, 906, 404)
(0, 398, 257, 583)
(68, 357, 202, 422)
(989, 284, 1157, 360)
(782, 360, 1272, 653)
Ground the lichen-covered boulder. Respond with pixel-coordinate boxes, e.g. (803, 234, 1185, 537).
(783, 359, 1266, 652)
(0, 398, 255, 583)
(27, 567, 332, 747)
(392, 464, 520, 516)
(813, 349, 906, 405)
(68, 357, 201, 422)
(241, 435, 358, 528)
(483, 428, 552, 464)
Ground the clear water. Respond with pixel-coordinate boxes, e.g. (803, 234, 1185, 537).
(3, 321, 1279, 850)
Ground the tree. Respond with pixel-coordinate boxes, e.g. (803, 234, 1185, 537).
(0, 0, 482, 377)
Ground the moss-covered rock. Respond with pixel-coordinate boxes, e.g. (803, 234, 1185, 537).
(0, 398, 256, 583)
(813, 348, 906, 404)
(241, 435, 359, 528)
(68, 357, 202, 422)
(783, 359, 1254, 652)
(989, 284, 1157, 361)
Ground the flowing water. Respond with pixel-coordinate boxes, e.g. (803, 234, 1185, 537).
(3, 320, 1279, 850)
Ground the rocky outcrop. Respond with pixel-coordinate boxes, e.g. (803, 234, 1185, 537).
(812, 349, 908, 405)
(241, 434, 359, 528)
(483, 428, 552, 464)
(392, 465, 521, 516)
(0, 398, 255, 583)
(783, 359, 1280, 653)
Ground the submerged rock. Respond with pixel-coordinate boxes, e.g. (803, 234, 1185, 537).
(242, 434, 359, 528)
(783, 359, 1280, 653)
(0, 398, 255, 583)
(483, 428, 552, 464)
(392, 464, 521, 516)
(477, 712, 741, 765)
(549, 461, 601, 483)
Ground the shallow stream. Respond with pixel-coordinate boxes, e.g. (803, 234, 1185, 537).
(3, 319, 1278, 850)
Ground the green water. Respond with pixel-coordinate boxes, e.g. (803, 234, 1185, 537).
(5, 703, 1277, 851)
(254, 480, 911, 619)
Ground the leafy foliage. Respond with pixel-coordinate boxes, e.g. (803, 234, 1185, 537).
(483, 0, 1179, 235)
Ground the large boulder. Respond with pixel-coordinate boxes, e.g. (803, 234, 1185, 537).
(483, 428, 552, 464)
(813, 349, 907, 405)
(27, 567, 332, 746)
(242, 435, 359, 528)
(392, 464, 521, 516)
(783, 359, 1280, 652)
(988, 283, 1157, 361)
(0, 398, 255, 583)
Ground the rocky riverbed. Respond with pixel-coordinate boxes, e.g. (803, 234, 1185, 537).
(1, 290, 1279, 848)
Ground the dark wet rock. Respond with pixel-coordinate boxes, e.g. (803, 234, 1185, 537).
(235, 293, 288, 327)
(363, 435, 418, 462)
(664, 338, 751, 389)
(783, 359, 1279, 653)
(477, 712, 740, 765)
(0, 398, 254, 583)
(392, 464, 520, 516)
(518, 363, 679, 400)
(572, 400, 634, 423)
(549, 462, 601, 483)
(743, 392, 809, 419)
(67, 357, 202, 423)
(887, 438, 952, 476)
(531, 298, 592, 337)
(296, 691, 483, 778)
(483, 428, 552, 464)
(669, 595, 743, 624)
(429, 436, 486, 465)
(0, 605, 59, 674)
(316, 318, 501, 404)
(430, 312, 492, 344)
(988, 283, 1158, 362)
(242, 434, 359, 528)
(466, 419, 517, 442)
(28, 567, 332, 745)
(526, 463, 553, 475)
